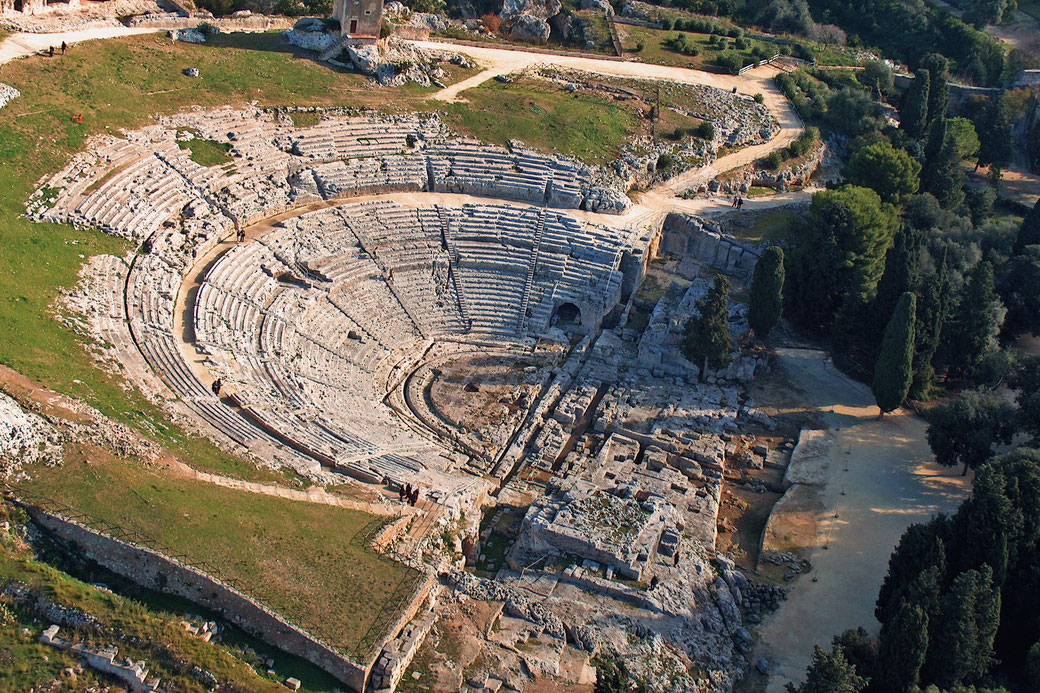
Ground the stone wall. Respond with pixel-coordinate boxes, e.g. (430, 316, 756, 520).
(370, 585, 438, 692)
(661, 213, 759, 277)
(31, 510, 369, 692)
(711, 140, 824, 195)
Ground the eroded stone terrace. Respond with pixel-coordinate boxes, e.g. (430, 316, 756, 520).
(32, 105, 792, 691)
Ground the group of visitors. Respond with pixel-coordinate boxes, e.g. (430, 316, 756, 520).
(48, 42, 67, 58)
(399, 483, 421, 506)
(731, 195, 746, 210)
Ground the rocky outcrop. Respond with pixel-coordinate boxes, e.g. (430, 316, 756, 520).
(710, 141, 825, 196)
(580, 0, 613, 14)
(0, 84, 21, 112)
(282, 28, 338, 53)
(0, 392, 61, 475)
(345, 42, 380, 74)
(500, 0, 561, 42)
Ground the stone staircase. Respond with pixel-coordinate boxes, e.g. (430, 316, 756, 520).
(438, 207, 472, 332)
(516, 210, 547, 333)
(318, 36, 350, 63)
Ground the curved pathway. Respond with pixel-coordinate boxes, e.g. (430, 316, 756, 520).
(0, 25, 161, 64)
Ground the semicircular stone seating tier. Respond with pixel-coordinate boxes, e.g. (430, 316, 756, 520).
(28, 108, 635, 486)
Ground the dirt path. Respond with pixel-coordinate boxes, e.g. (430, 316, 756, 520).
(0, 26, 162, 64)
(752, 348, 970, 691)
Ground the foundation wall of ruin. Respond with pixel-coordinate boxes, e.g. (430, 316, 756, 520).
(662, 213, 759, 276)
(31, 510, 369, 691)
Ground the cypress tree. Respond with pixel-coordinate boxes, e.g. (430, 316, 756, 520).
(924, 117, 948, 168)
(748, 246, 785, 340)
(924, 566, 1000, 688)
(682, 275, 734, 375)
(945, 261, 1003, 379)
(901, 69, 930, 140)
(976, 92, 1012, 171)
(1014, 198, 1040, 254)
(923, 54, 950, 125)
(787, 646, 867, 693)
(922, 118, 965, 208)
(910, 253, 949, 399)
(872, 226, 920, 356)
(875, 600, 929, 693)
(872, 291, 916, 417)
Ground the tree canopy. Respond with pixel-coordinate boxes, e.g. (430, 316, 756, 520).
(681, 275, 734, 373)
(843, 142, 921, 204)
(748, 246, 786, 340)
(872, 292, 916, 415)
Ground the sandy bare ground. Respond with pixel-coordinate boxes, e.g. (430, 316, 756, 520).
(0, 26, 161, 64)
(753, 347, 971, 691)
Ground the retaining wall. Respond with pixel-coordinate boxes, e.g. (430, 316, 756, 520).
(31, 510, 370, 691)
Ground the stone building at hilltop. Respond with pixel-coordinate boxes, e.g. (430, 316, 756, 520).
(334, 0, 383, 39)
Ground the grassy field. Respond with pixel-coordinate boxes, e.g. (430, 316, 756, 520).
(19, 454, 417, 662)
(0, 503, 344, 692)
(441, 77, 638, 164)
(618, 25, 773, 73)
(177, 129, 234, 167)
(726, 208, 801, 244)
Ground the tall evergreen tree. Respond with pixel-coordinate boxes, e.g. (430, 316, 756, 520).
(922, 118, 966, 208)
(872, 226, 921, 355)
(875, 600, 929, 693)
(872, 292, 917, 417)
(943, 262, 1004, 379)
(748, 246, 785, 340)
(1008, 356, 1040, 443)
(910, 254, 949, 399)
(787, 646, 867, 693)
(924, 566, 1000, 689)
(1013, 198, 1040, 255)
(877, 517, 949, 624)
(976, 92, 1012, 172)
(999, 246, 1040, 340)
(923, 54, 950, 125)
(682, 275, 734, 374)
(924, 116, 948, 168)
(901, 68, 930, 139)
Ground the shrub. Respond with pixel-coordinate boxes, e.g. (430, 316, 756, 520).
(765, 150, 784, 169)
(718, 51, 745, 74)
(697, 121, 716, 139)
(480, 12, 502, 34)
(754, 92, 765, 103)
(635, 40, 645, 52)
(734, 37, 751, 50)
(657, 153, 674, 170)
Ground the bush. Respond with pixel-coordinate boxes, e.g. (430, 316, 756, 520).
(734, 37, 751, 50)
(480, 12, 502, 34)
(765, 150, 784, 169)
(657, 153, 674, 170)
(697, 121, 716, 139)
(662, 17, 674, 31)
(635, 40, 645, 52)
(718, 51, 746, 74)
(380, 19, 393, 38)
(754, 92, 765, 103)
